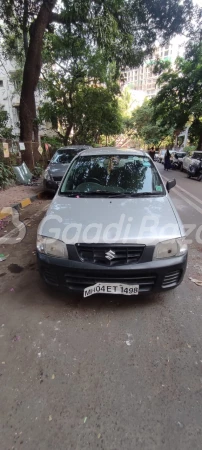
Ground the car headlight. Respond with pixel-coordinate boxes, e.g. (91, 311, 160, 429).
(44, 169, 51, 181)
(37, 235, 68, 258)
(153, 238, 187, 260)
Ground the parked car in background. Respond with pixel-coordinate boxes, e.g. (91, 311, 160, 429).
(43, 145, 92, 192)
(37, 147, 187, 296)
(182, 151, 202, 180)
(157, 149, 166, 163)
(171, 152, 186, 170)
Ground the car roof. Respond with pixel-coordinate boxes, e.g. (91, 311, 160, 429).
(79, 147, 147, 157)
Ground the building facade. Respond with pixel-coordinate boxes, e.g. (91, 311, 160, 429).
(0, 53, 46, 139)
(122, 38, 184, 99)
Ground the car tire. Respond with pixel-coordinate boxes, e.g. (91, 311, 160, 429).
(187, 173, 192, 178)
(180, 166, 184, 172)
(197, 175, 202, 182)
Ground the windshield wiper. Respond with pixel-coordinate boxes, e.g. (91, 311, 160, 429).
(129, 192, 164, 197)
(59, 191, 116, 197)
(60, 191, 164, 198)
(108, 192, 164, 197)
(59, 191, 85, 197)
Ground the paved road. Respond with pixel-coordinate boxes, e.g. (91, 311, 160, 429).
(157, 162, 202, 244)
(0, 171, 202, 450)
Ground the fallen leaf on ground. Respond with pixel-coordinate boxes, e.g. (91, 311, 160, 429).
(189, 277, 202, 286)
(84, 417, 87, 424)
(51, 374, 55, 380)
(49, 415, 52, 422)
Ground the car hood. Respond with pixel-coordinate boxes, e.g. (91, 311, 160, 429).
(38, 195, 183, 245)
(48, 163, 70, 178)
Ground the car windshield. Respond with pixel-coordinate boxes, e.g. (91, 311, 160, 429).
(60, 154, 166, 197)
(192, 152, 202, 161)
(51, 149, 82, 164)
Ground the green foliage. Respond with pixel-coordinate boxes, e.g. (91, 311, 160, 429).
(39, 41, 123, 144)
(41, 136, 63, 150)
(1, 0, 194, 87)
(0, 106, 13, 139)
(9, 69, 23, 94)
(1, 0, 193, 75)
(0, 0, 194, 161)
(0, 161, 16, 189)
(33, 162, 43, 178)
(130, 100, 173, 147)
(183, 145, 196, 154)
(118, 88, 133, 119)
(152, 41, 202, 149)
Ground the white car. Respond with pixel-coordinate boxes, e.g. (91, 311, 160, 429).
(37, 148, 187, 297)
(182, 151, 202, 173)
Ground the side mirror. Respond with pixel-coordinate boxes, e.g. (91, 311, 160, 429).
(166, 179, 176, 192)
(51, 181, 59, 191)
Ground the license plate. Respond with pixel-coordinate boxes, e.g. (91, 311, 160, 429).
(83, 283, 139, 298)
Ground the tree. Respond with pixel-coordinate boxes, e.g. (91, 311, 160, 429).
(0, 0, 193, 166)
(39, 45, 122, 144)
(152, 40, 202, 149)
(130, 100, 172, 148)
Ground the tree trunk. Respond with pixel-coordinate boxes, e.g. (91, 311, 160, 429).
(197, 133, 202, 150)
(63, 125, 72, 145)
(20, 0, 57, 168)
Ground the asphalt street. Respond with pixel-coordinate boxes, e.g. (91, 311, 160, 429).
(0, 167, 202, 450)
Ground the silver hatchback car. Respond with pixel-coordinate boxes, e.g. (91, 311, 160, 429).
(37, 148, 187, 297)
(43, 145, 91, 192)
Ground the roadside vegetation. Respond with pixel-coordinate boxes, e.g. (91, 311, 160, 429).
(0, 0, 194, 167)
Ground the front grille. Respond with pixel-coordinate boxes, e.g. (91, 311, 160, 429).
(162, 270, 181, 288)
(42, 267, 156, 292)
(53, 176, 62, 182)
(76, 244, 145, 266)
(64, 270, 156, 292)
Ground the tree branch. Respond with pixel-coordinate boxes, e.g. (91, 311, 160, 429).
(49, 12, 70, 26)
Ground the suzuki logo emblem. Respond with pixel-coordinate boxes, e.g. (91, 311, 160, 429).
(105, 250, 116, 261)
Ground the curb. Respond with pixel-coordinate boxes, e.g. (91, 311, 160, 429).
(0, 192, 44, 220)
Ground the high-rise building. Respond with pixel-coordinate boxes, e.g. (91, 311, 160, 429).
(122, 38, 184, 99)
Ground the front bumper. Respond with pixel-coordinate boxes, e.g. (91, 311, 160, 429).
(37, 252, 187, 294)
